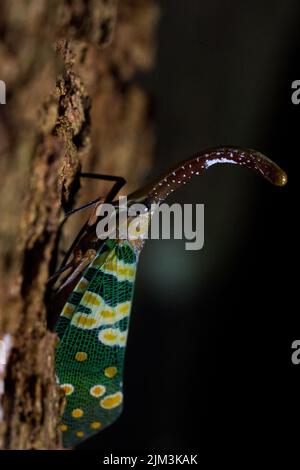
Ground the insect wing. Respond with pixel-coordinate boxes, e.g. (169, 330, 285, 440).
(55, 240, 138, 447)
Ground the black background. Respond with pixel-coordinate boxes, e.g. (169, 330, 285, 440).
(79, 0, 298, 453)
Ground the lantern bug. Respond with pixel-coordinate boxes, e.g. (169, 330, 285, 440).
(49, 146, 287, 448)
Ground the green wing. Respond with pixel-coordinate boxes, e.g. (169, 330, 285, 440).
(55, 240, 138, 448)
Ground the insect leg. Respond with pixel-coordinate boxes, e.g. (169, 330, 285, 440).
(78, 172, 126, 204)
(50, 172, 127, 278)
(47, 261, 74, 285)
(59, 173, 126, 265)
(61, 173, 126, 220)
(47, 173, 126, 329)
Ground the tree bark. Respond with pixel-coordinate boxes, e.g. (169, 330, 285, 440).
(0, 0, 159, 450)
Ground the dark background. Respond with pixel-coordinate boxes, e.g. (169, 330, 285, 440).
(80, 0, 298, 451)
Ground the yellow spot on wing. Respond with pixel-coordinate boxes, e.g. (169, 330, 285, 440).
(98, 328, 119, 346)
(76, 316, 97, 328)
(92, 251, 110, 266)
(99, 303, 130, 325)
(104, 332, 117, 341)
(60, 383, 74, 395)
(101, 308, 116, 319)
(72, 301, 130, 329)
(61, 303, 76, 319)
(102, 260, 136, 281)
(76, 431, 84, 438)
(82, 291, 102, 308)
(59, 424, 68, 432)
(104, 366, 118, 378)
(76, 278, 89, 293)
(90, 421, 102, 430)
(117, 301, 131, 316)
(119, 330, 128, 347)
(90, 384, 106, 397)
(100, 391, 123, 409)
(72, 408, 84, 418)
(117, 265, 135, 280)
(75, 351, 88, 361)
(98, 328, 128, 347)
(103, 261, 117, 273)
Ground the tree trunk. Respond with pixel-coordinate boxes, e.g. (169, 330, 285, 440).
(0, 0, 159, 450)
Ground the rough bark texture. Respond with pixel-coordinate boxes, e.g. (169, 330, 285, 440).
(0, 0, 158, 449)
